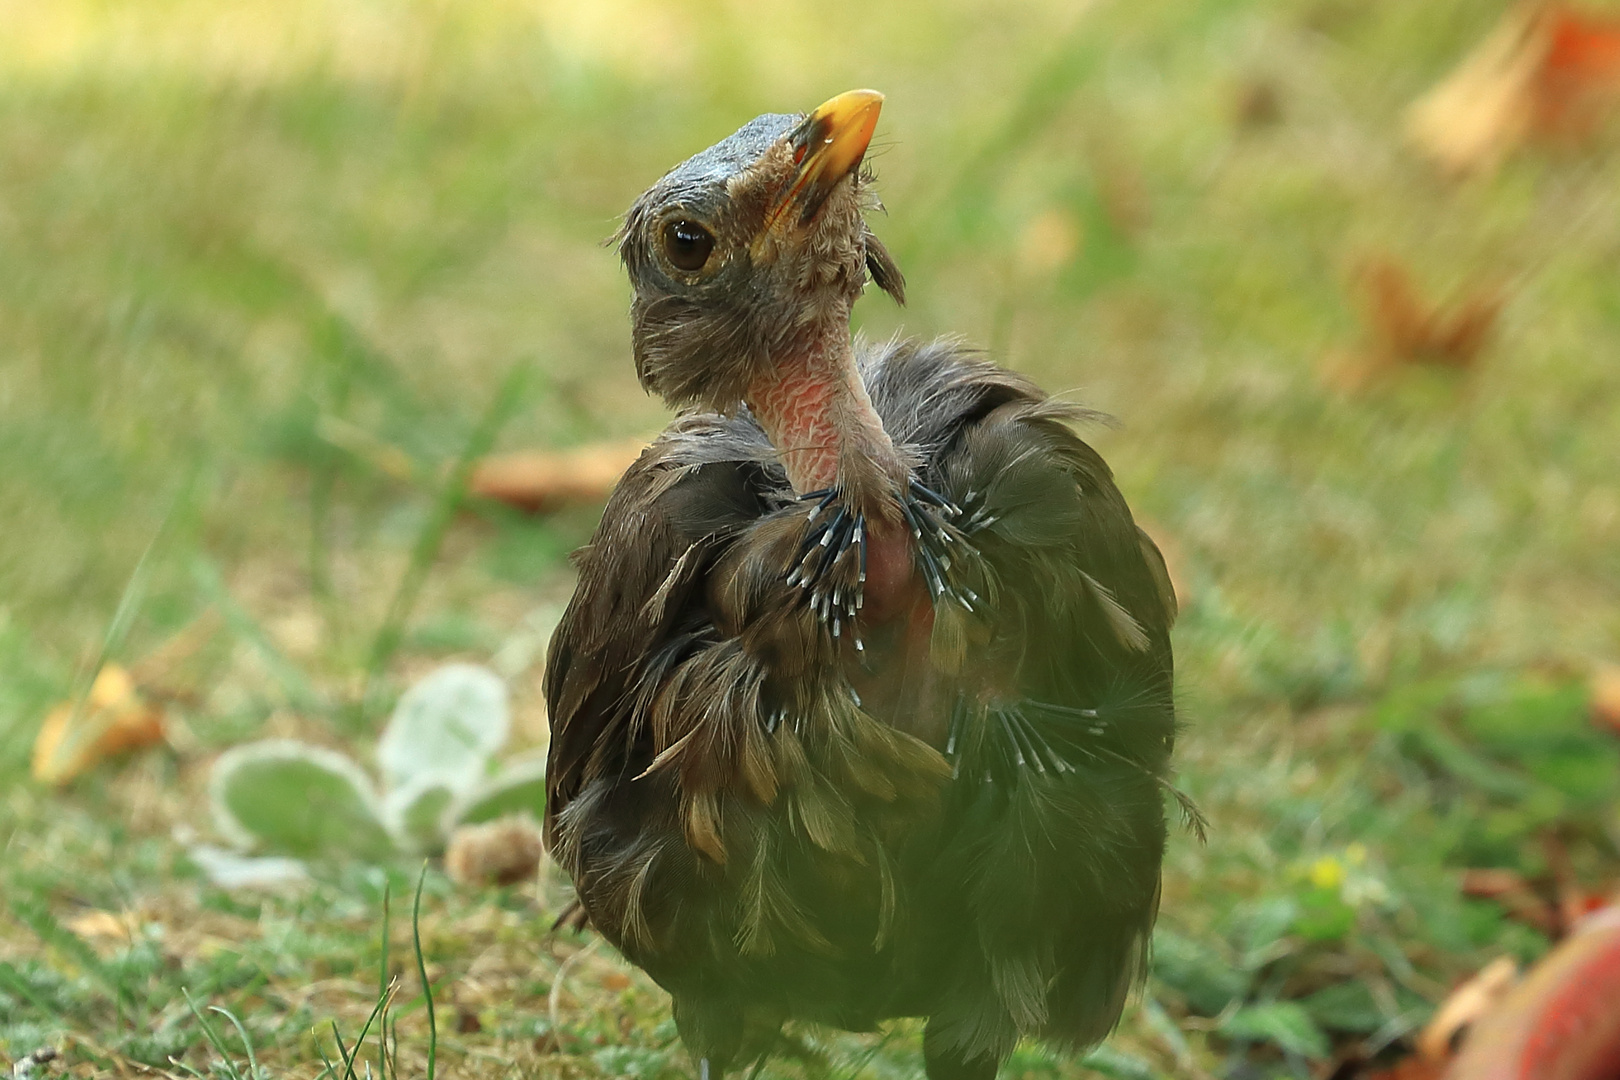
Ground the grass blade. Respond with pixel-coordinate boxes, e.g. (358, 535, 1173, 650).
(413, 862, 438, 1080)
(210, 1005, 262, 1080)
(11, 898, 124, 1007)
(42, 523, 161, 783)
(314, 1031, 342, 1080)
(191, 556, 325, 716)
(183, 987, 247, 1080)
(377, 878, 391, 1080)
(0, 961, 55, 1015)
(359, 359, 533, 724)
(342, 982, 397, 1080)
(331, 1020, 355, 1079)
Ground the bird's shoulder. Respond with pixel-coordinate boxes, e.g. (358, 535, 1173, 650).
(542, 413, 780, 815)
(861, 336, 1176, 646)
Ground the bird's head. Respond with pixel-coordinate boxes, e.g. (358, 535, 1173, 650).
(618, 89, 905, 413)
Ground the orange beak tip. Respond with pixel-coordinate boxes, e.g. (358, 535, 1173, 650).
(761, 89, 888, 234)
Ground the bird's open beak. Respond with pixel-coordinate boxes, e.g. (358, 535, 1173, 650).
(765, 89, 884, 230)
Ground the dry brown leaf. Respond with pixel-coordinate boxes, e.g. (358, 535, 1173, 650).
(1233, 79, 1283, 129)
(1361, 259, 1502, 371)
(1461, 867, 1560, 934)
(1365, 1057, 1450, 1080)
(32, 664, 166, 786)
(1590, 663, 1620, 736)
(1408, 3, 1620, 175)
(64, 909, 144, 958)
(1537, 830, 1610, 935)
(64, 909, 138, 942)
(1407, 4, 1547, 176)
(1328, 258, 1502, 390)
(469, 438, 647, 513)
(1416, 955, 1520, 1062)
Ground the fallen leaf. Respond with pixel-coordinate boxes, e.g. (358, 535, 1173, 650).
(1539, 830, 1604, 936)
(1328, 258, 1502, 389)
(1461, 867, 1559, 934)
(64, 909, 140, 945)
(1365, 1057, 1450, 1080)
(1536, 8, 1620, 140)
(1233, 79, 1284, 129)
(1416, 955, 1519, 1062)
(1590, 663, 1620, 736)
(1362, 259, 1503, 370)
(32, 664, 166, 786)
(469, 439, 647, 513)
(600, 972, 632, 992)
(1407, 4, 1620, 175)
(1407, 4, 1547, 175)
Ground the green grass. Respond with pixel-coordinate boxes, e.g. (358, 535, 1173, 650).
(3, 0, 1620, 1076)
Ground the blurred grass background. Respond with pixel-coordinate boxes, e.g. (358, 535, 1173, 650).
(3, 0, 1620, 1076)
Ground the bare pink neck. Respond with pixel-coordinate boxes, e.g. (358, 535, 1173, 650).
(744, 334, 908, 518)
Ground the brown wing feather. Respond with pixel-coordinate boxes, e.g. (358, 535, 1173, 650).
(543, 415, 772, 850)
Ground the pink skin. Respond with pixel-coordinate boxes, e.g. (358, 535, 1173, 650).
(746, 348, 917, 626)
(745, 350, 847, 496)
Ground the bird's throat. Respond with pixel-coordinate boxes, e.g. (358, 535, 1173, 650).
(745, 338, 907, 519)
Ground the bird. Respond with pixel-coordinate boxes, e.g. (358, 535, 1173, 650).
(544, 89, 1184, 1080)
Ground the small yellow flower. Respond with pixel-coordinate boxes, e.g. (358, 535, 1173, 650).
(1309, 856, 1346, 891)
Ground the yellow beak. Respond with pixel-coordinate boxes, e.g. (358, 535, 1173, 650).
(766, 89, 884, 230)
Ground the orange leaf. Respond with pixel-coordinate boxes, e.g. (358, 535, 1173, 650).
(1406, 4, 1547, 175)
(469, 439, 647, 514)
(1339, 257, 1502, 385)
(1590, 663, 1620, 737)
(1536, 8, 1620, 138)
(1408, 4, 1620, 175)
(31, 664, 166, 786)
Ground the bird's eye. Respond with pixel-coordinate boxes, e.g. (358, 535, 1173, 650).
(662, 219, 715, 272)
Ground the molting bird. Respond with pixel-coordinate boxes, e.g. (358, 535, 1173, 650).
(544, 89, 1184, 1080)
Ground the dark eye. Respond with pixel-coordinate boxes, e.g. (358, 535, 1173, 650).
(662, 219, 715, 272)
